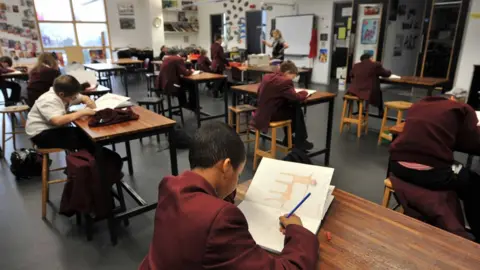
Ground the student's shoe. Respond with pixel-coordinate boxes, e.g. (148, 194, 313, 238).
(296, 140, 314, 151)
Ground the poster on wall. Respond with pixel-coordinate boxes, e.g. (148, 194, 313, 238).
(319, 49, 328, 63)
(118, 3, 134, 16)
(361, 19, 378, 44)
(119, 18, 135, 29)
(364, 6, 380, 16)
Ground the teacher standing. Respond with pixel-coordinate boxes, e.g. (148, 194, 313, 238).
(263, 29, 289, 61)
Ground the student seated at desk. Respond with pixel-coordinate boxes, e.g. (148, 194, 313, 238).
(389, 88, 480, 242)
(156, 48, 197, 109)
(251, 61, 313, 151)
(26, 75, 96, 151)
(139, 122, 319, 270)
(197, 49, 212, 73)
(26, 52, 61, 107)
(348, 53, 391, 114)
(0, 56, 22, 105)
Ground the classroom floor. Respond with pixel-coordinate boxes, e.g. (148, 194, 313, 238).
(0, 76, 470, 270)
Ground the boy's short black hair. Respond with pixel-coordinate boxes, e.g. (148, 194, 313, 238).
(360, 53, 372, 61)
(214, 34, 223, 42)
(53, 75, 81, 97)
(280, 60, 298, 75)
(167, 47, 179, 55)
(189, 122, 246, 170)
(0, 56, 13, 67)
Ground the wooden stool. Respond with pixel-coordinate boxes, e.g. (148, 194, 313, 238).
(1, 105, 29, 158)
(137, 97, 165, 143)
(228, 104, 256, 143)
(253, 120, 293, 170)
(339, 95, 368, 138)
(37, 148, 67, 219)
(378, 101, 412, 145)
(145, 73, 158, 97)
(382, 178, 394, 208)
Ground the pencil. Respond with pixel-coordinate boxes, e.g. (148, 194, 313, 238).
(286, 192, 311, 218)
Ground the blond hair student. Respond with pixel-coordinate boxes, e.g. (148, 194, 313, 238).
(27, 52, 61, 107)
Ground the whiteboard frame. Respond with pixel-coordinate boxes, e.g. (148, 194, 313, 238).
(273, 14, 317, 56)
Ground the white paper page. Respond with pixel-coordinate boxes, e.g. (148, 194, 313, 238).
(68, 70, 98, 87)
(295, 88, 317, 97)
(192, 70, 201, 75)
(476, 111, 480, 126)
(322, 194, 334, 219)
(244, 158, 334, 220)
(94, 93, 130, 110)
(388, 74, 401, 79)
(10, 70, 22, 74)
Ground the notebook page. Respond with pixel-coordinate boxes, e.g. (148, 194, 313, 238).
(94, 93, 130, 110)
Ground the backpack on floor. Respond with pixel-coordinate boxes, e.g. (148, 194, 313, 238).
(283, 148, 313, 165)
(10, 148, 48, 179)
(173, 125, 192, 149)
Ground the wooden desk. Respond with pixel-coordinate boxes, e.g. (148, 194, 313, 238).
(81, 84, 111, 98)
(1, 71, 29, 80)
(151, 60, 163, 65)
(236, 180, 480, 269)
(84, 63, 129, 96)
(181, 72, 228, 127)
(231, 83, 337, 166)
(113, 59, 144, 65)
(240, 65, 312, 88)
(74, 106, 177, 245)
(380, 76, 449, 96)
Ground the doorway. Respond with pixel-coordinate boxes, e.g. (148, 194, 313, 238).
(246, 10, 266, 54)
(331, 2, 353, 79)
(210, 14, 223, 45)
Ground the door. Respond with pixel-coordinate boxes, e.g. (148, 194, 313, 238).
(347, 0, 389, 77)
(210, 14, 223, 44)
(331, 2, 353, 78)
(246, 11, 265, 54)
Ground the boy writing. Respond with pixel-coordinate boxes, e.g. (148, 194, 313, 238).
(140, 121, 319, 269)
(26, 75, 96, 151)
(0, 56, 22, 105)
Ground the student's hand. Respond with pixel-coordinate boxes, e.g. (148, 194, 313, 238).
(279, 214, 303, 234)
(79, 108, 96, 117)
(82, 96, 96, 109)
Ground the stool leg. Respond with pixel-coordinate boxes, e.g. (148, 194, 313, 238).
(253, 130, 260, 170)
(378, 107, 389, 145)
(340, 100, 348, 134)
(11, 113, 16, 150)
(396, 110, 403, 125)
(382, 187, 392, 208)
(271, 127, 277, 158)
(357, 101, 363, 138)
(236, 113, 241, 135)
(2, 113, 5, 159)
(347, 101, 354, 130)
(364, 102, 369, 135)
(287, 124, 293, 149)
(41, 153, 49, 218)
(246, 114, 250, 141)
(228, 110, 233, 128)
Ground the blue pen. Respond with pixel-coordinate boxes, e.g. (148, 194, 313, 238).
(286, 192, 311, 218)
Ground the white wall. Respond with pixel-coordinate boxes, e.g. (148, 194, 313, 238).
(455, 0, 480, 92)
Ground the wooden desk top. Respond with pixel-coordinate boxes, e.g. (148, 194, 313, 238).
(231, 83, 336, 103)
(74, 106, 176, 142)
(389, 122, 405, 135)
(236, 180, 480, 269)
(381, 76, 449, 87)
(83, 63, 126, 71)
(239, 65, 310, 74)
(183, 72, 226, 82)
(113, 59, 144, 65)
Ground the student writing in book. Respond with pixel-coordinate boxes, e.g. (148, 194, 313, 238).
(26, 75, 96, 152)
(139, 122, 319, 270)
(389, 88, 480, 242)
(250, 61, 313, 150)
(27, 52, 61, 107)
(0, 56, 22, 105)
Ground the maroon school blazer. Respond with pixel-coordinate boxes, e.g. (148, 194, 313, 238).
(250, 73, 308, 131)
(390, 97, 480, 168)
(155, 55, 192, 94)
(27, 65, 61, 107)
(139, 171, 319, 270)
(348, 60, 391, 107)
(197, 55, 212, 72)
(210, 42, 228, 74)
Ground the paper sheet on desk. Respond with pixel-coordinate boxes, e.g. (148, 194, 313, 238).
(388, 74, 401, 79)
(192, 70, 201, 76)
(295, 89, 317, 97)
(476, 111, 480, 126)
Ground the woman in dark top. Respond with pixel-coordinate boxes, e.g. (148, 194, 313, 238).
(159, 46, 168, 61)
(263, 29, 289, 61)
(27, 52, 61, 107)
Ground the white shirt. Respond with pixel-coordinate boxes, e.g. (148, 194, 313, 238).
(26, 88, 84, 137)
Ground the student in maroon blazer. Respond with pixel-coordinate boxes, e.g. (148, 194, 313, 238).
(197, 49, 212, 72)
(251, 61, 313, 150)
(348, 53, 391, 113)
(389, 89, 480, 242)
(0, 56, 22, 106)
(27, 52, 61, 107)
(210, 34, 229, 98)
(156, 48, 194, 109)
(139, 122, 319, 270)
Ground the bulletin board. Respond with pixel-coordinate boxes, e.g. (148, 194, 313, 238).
(0, 0, 41, 59)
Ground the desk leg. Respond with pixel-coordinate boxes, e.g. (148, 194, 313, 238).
(224, 79, 229, 123)
(427, 87, 433, 97)
(325, 99, 334, 166)
(168, 128, 178, 176)
(125, 141, 133, 175)
(195, 82, 201, 128)
(124, 71, 129, 97)
(466, 155, 474, 169)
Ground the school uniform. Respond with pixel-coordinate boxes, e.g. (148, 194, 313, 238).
(26, 88, 93, 151)
(156, 55, 194, 108)
(250, 72, 309, 145)
(26, 65, 61, 107)
(139, 171, 319, 270)
(389, 96, 480, 241)
(197, 55, 212, 73)
(348, 60, 391, 111)
(0, 67, 22, 105)
(210, 43, 228, 97)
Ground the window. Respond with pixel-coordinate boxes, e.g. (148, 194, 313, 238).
(34, 0, 110, 64)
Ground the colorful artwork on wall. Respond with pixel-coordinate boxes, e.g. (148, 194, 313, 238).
(361, 19, 378, 44)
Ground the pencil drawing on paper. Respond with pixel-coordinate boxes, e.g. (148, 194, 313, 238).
(265, 173, 317, 209)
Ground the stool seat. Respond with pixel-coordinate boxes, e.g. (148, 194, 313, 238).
(37, 148, 64, 154)
(343, 94, 360, 101)
(0, 105, 29, 113)
(384, 101, 413, 110)
(382, 178, 395, 208)
(137, 97, 164, 104)
(384, 178, 392, 189)
(269, 120, 291, 128)
(228, 104, 256, 113)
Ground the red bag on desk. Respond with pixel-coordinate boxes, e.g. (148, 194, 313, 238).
(88, 107, 139, 127)
(60, 148, 123, 219)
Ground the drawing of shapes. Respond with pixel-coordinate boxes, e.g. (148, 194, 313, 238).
(361, 19, 378, 45)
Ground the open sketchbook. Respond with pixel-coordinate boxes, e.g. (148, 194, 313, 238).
(238, 158, 334, 253)
(295, 89, 317, 97)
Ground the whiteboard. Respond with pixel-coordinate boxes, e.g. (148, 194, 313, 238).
(275, 15, 314, 55)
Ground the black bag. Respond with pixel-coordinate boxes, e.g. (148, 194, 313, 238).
(173, 125, 192, 149)
(10, 148, 48, 179)
(283, 148, 313, 165)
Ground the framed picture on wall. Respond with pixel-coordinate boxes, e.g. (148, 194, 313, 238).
(361, 19, 378, 44)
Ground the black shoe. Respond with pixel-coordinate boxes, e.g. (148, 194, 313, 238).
(296, 140, 314, 151)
